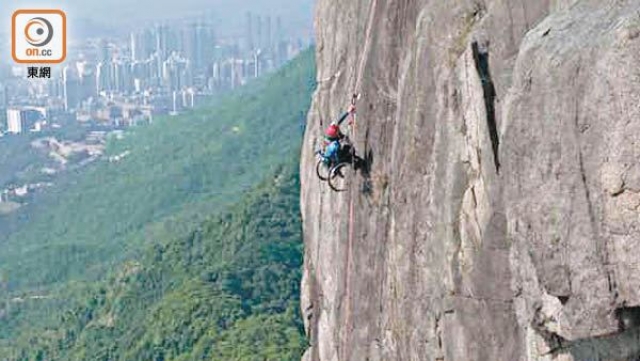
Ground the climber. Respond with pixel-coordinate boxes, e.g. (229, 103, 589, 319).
(319, 104, 356, 165)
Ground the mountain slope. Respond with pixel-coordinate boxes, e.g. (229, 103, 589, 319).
(0, 135, 53, 188)
(2, 163, 307, 360)
(0, 48, 315, 291)
(0, 49, 315, 360)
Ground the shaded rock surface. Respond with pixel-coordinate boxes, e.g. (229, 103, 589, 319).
(300, 0, 640, 360)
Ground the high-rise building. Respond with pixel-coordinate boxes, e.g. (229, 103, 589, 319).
(0, 83, 6, 109)
(76, 61, 97, 100)
(210, 61, 222, 91)
(63, 66, 81, 111)
(171, 90, 179, 114)
(275, 17, 285, 66)
(162, 54, 190, 91)
(265, 16, 272, 52)
(155, 25, 167, 57)
(155, 25, 166, 78)
(143, 29, 156, 59)
(166, 27, 181, 56)
(131, 61, 150, 93)
(131, 30, 155, 61)
(6, 109, 21, 133)
(230, 58, 246, 89)
(21, 108, 46, 130)
(246, 12, 254, 52)
(98, 39, 111, 63)
(156, 26, 181, 66)
(96, 62, 112, 94)
(182, 88, 195, 108)
(47, 76, 63, 98)
(197, 24, 215, 70)
(256, 15, 263, 50)
(254, 50, 264, 78)
(148, 55, 162, 86)
(130, 32, 139, 61)
(182, 23, 204, 69)
(6, 108, 45, 133)
(276, 16, 283, 43)
(113, 61, 133, 94)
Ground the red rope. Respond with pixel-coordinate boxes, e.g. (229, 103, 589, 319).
(342, 94, 358, 361)
(340, 0, 379, 355)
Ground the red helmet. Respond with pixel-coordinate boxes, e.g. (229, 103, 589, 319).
(325, 124, 340, 139)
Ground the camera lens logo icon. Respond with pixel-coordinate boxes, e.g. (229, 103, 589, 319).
(24, 17, 54, 47)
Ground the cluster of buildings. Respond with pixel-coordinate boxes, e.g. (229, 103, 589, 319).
(0, 12, 312, 135)
(0, 13, 311, 212)
(5, 107, 47, 134)
(0, 130, 111, 206)
(0, 182, 53, 204)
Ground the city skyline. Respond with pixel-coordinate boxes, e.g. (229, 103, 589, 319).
(1, 4, 314, 68)
(0, 6, 313, 206)
(1, 0, 314, 37)
(1, 9, 313, 137)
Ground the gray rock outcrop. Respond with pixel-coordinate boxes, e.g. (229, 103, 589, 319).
(300, 1, 640, 360)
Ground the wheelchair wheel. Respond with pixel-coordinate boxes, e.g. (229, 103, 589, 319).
(328, 162, 355, 192)
(316, 159, 330, 181)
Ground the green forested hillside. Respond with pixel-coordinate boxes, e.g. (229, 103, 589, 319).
(0, 49, 315, 360)
(0, 134, 55, 187)
(2, 164, 306, 360)
(0, 48, 315, 290)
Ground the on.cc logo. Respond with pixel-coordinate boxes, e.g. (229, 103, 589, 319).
(12, 9, 66, 64)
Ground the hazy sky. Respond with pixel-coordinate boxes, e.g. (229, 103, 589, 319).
(1, 0, 315, 37)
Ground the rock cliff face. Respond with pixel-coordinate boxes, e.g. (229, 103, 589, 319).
(300, 1, 640, 360)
